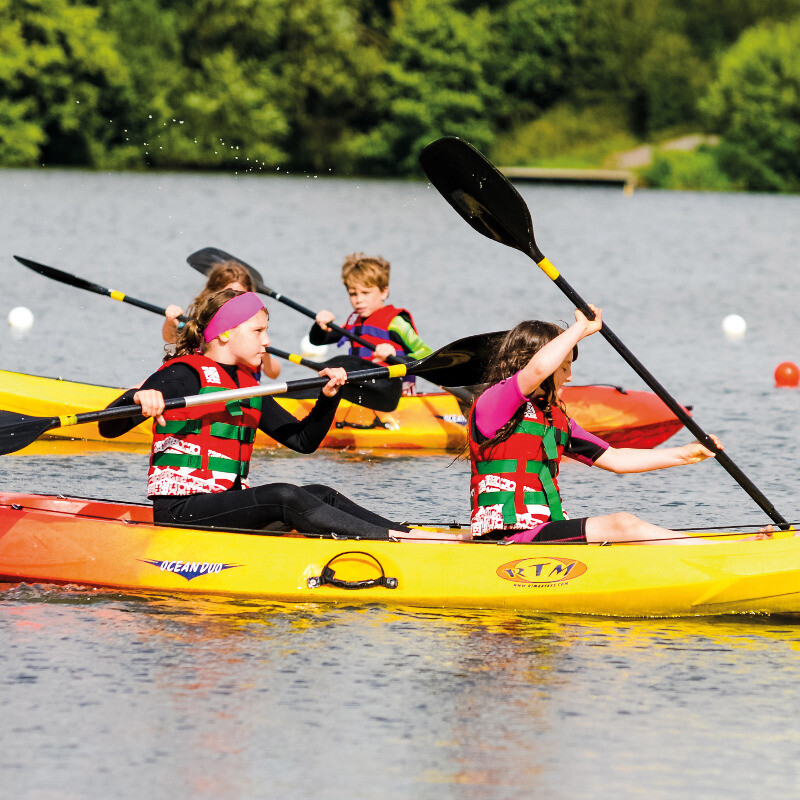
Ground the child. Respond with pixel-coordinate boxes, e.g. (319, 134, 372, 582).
(469, 307, 772, 545)
(163, 259, 282, 379)
(310, 253, 432, 393)
(99, 288, 458, 540)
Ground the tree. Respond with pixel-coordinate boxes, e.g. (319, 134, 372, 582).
(701, 18, 800, 191)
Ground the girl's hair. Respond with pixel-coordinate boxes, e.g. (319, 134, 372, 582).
(477, 320, 578, 451)
(341, 253, 390, 291)
(203, 260, 254, 294)
(165, 288, 244, 361)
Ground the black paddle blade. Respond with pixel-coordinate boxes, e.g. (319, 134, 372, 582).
(411, 331, 507, 387)
(14, 255, 108, 295)
(283, 354, 402, 412)
(419, 137, 545, 262)
(186, 247, 269, 293)
(0, 411, 60, 455)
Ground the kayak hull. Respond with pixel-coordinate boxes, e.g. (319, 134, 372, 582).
(1, 492, 797, 617)
(0, 370, 686, 452)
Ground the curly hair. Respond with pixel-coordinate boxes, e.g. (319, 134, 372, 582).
(477, 320, 577, 451)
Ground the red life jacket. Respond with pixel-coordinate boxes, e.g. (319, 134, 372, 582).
(146, 354, 262, 497)
(342, 305, 418, 359)
(469, 399, 570, 537)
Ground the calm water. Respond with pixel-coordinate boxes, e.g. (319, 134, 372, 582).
(1, 168, 799, 798)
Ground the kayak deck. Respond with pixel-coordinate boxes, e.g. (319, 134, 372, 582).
(1, 492, 797, 617)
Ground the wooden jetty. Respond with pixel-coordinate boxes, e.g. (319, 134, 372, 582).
(501, 166, 636, 195)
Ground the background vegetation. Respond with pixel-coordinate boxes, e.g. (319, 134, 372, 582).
(3, 0, 800, 190)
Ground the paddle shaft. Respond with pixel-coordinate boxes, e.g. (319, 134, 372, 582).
(541, 261, 790, 529)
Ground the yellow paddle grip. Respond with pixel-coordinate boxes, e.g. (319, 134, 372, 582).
(288, 354, 303, 364)
(537, 258, 560, 280)
(110, 290, 126, 302)
(58, 414, 78, 427)
(387, 364, 407, 378)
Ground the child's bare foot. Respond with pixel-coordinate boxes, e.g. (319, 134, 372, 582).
(742, 525, 773, 541)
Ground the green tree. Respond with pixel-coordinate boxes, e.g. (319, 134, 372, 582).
(701, 18, 800, 191)
(0, 0, 134, 166)
(354, 0, 498, 174)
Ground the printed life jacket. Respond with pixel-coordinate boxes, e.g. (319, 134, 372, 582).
(146, 354, 262, 497)
(341, 305, 417, 359)
(469, 400, 570, 537)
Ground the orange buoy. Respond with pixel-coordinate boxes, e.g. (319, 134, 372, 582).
(774, 361, 800, 388)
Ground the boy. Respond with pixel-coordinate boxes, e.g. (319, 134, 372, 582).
(310, 253, 432, 393)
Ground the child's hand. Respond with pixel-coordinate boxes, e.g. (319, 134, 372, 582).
(683, 434, 723, 463)
(316, 310, 335, 331)
(318, 367, 348, 397)
(133, 389, 166, 427)
(165, 304, 183, 323)
(574, 305, 603, 338)
(372, 343, 396, 362)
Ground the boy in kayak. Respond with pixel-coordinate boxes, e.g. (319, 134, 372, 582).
(162, 259, 282, 379)
(469, 307, 772, 545)
(100, 288, 464, 541)
(310, 252, 432, 394)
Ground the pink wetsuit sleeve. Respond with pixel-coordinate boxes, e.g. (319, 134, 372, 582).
(565, 419, 609, 465)
(474, 373, 527, 439)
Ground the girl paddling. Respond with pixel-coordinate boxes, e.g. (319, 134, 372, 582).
(469, 307, 772, 545)
(100, 289, 451, 541)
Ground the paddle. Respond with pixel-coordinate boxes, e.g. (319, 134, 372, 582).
(419, 136, 790, 530)
(0, 332, 504, 455)
(267, 347, 402, 412)
(186, 247, 475, 407)
(13, 255, 183, 320)
(12, 255, 401, 412)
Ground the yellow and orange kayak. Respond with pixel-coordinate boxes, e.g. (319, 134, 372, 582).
(0, 369, 687, 452)
(0, 491, 796, 617)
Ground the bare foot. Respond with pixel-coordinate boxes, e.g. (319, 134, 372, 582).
(390, 528, 472, 542)
(742, 525, 773, 541)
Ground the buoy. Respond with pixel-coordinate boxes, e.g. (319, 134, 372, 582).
(8, 306, 34, 331)
(300, 335, 329, 361)
(722, 314, 746, 339)
(775, 361, 800, 388)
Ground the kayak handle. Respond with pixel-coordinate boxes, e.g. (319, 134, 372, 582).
(307, 552, 398, 590)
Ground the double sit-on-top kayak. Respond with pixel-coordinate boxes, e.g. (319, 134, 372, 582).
(1, 492, 797, 617)
(0, 369, 687, 452)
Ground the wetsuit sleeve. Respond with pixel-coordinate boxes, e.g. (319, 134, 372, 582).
(473, 373, 527, 439)
(97, 363, 200, 438)
(308, 321, 344, 347)
(258, 393, 340, 453)
(564, 419, 609, 465)
(388, 313, 432, 359)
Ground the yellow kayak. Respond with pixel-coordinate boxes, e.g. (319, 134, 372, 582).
(0, 491, 796, 617)
(0, 369, 686, 452)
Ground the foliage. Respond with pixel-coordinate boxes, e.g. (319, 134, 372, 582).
(640, 147, 738, 191)
(701, 18, 800, 191)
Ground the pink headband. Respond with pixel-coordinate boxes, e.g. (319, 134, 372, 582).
(203, 292, 265, 342)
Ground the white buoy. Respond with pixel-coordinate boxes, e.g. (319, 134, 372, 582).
(722, 313, 746, 339)
(8, 306, 34, 332)
(300, 335, 329, 361)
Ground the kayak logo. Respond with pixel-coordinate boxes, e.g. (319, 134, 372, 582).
(496, 556, 587, 586)
(141, 558, 242, 581)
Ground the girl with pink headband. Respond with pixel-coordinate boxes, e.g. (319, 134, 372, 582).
(100, 288, 446, 541)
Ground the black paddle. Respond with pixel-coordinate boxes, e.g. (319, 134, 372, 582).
(12, 255, 402, 412)
(419, 135, 790, 530)
(186, 247, 475, 407)
(13, 255, 180, 318)
(0, 332, 505, 456)
(268, 347, 402, 412)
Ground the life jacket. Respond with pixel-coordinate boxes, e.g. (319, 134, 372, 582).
(146, 354, 262, 497)
(469, 399, 571, 537)
(341, 305, 417, 359)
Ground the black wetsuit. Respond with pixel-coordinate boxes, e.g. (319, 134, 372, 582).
(99, 362, 409, 539)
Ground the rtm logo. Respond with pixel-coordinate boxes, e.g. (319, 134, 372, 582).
(496, 557, 587, 586)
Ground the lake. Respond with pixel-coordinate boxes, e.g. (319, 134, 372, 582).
(1, 167, 799, 798)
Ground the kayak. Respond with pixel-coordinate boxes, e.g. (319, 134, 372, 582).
(0, 491, 796, 617)
(0, 369, 687, 452)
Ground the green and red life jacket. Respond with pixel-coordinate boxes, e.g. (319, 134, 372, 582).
(146, 354, 262, 496)
(469, 400, 570, 537)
